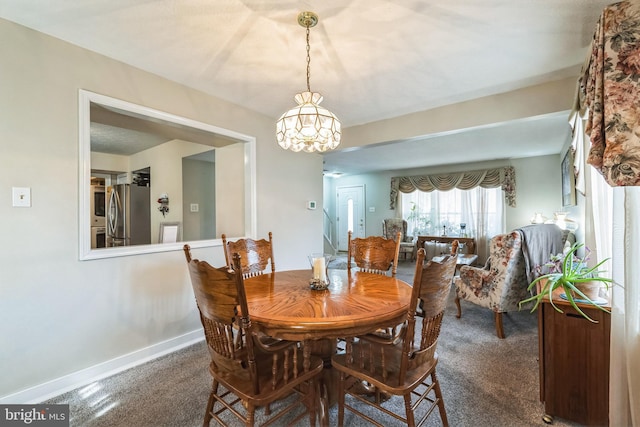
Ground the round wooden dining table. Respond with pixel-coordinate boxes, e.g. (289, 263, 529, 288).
(244, 268, 412, 426)
(244, 268, 412, 341)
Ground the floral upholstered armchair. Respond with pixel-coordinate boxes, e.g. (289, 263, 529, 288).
(453, 231, 529, 339)
(382, 218, 414, 260)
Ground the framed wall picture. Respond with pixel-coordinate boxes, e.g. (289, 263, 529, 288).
(561, 148, 576, 207)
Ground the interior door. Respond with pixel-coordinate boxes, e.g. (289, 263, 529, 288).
(337, 185, 365, 252)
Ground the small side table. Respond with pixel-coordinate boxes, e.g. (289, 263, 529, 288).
(537, 286, 610, 426)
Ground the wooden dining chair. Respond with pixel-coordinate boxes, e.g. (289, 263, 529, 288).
(183, 244, 323, 427)
(221, 232, 275, 278)
(347, 230, 401, 277)
(331, 245, 458, 427)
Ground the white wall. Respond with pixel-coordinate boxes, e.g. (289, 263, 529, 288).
(508, 155, 564, 231)
(92, 152, 130, 172)
(182, 158, 215, 242)
(0, 18, 323, 400)
(215, 142, 245, 238)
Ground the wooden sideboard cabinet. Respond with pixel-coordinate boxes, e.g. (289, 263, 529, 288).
(537, 288, 610, 426)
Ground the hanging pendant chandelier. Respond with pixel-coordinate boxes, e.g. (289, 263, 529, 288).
(276, 11, 341, 153)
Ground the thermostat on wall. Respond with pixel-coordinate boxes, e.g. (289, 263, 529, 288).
(307, 201, 317, 210)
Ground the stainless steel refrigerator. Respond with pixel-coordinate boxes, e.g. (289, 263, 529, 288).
(106, 184, 151, 247)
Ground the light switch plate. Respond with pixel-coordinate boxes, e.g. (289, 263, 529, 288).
(12, 187, 31, 207)
(190, 203, 199, 212)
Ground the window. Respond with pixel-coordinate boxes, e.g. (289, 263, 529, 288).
(400, 186, 504, 251)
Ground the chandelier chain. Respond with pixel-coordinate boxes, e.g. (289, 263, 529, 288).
(306, 24, 311, 92)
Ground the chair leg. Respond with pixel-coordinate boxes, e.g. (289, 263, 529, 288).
(247, 404, 256, 427)
(495, 312, 505, 339)
(432, 371, 449, 427)
(403, 393, 415, 427)
(337, 372, 345, 427)
(203, 380, 218, 427)
(455, 295, 462, 318)
(308, 379, 317, 427)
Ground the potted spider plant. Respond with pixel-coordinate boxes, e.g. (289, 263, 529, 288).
(519, 243, 613, 322)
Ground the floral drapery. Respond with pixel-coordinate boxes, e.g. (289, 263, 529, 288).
(578, 0, 640, 186)
(389, 166, 516, 209)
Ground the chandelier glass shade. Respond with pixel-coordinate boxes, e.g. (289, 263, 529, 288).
(276, 91, 341, 153)
(276, 12, 341, 153)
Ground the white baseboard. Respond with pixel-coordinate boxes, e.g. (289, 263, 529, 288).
(0, 330, 204, 404)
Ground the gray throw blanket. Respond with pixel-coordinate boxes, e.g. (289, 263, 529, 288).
(515, 224, 566, 284)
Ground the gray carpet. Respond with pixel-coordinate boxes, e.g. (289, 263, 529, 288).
(45, 260, 583, 426)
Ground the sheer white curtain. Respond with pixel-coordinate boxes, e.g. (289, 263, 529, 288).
(610, 187, 640, 427)
(581, 133, 639, 427)
(399, 187, 504, 263)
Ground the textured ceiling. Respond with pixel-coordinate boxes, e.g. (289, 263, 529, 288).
(0, 0, 612, 174)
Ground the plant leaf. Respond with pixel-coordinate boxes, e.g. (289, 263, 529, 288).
(563, 286, 597, 322)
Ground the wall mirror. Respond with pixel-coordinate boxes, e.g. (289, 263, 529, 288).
(79, 89, 256, 260)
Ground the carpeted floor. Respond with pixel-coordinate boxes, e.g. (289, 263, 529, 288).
(45, 260, 583, 426)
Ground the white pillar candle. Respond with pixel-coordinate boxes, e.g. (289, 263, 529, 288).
(313, 257, 326, 281)
(319, 257, 327, 282)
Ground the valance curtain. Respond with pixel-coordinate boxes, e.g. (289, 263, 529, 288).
(579, 0, 640, 187)
(389, 166, 516, 209)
